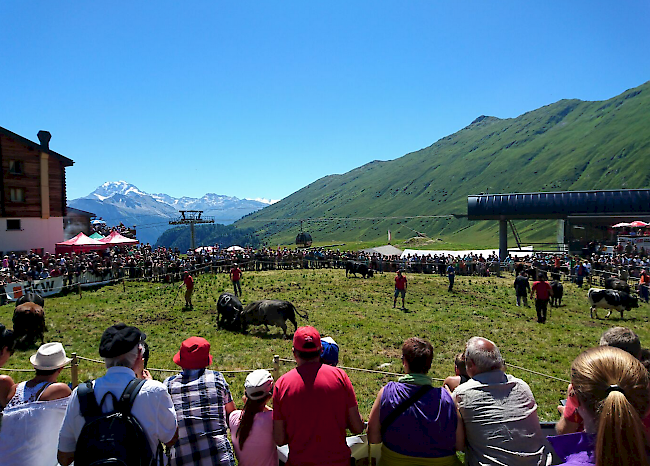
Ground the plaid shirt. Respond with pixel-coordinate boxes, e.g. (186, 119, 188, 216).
(164, 369, 235, 466)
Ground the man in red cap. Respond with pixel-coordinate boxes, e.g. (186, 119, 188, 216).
(163, 336, 236, 466)
(273, 326, 364, 466)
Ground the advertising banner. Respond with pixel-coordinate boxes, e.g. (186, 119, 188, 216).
(4, 277, 65, 301)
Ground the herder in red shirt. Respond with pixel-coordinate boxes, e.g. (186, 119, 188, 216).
(181, 271, 194, 309)
(530, 273, 553, 324)
(230, 263, 243, 297)
(393, 270, 408, 309)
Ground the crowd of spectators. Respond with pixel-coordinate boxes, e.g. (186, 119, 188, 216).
(2, 324, 650, 466)
(90, 220, 137, 239)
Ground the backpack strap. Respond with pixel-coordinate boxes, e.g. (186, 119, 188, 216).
(78, 380, 102, 421)
(118, 378, 146, 415)
(380, 385, 432, 438)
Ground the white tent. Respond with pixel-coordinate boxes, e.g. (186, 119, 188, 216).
(360, 245, 403, 257)
(226, 245, 244, 252)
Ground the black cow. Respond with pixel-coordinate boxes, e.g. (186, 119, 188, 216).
(588, 288, 639, 319)
(216, 292, 244, 330)
(514, 263, 537, 281)
(15, 292, 45, 308)
(551, 281, 563, 307)
(240, 300, 308, 337)
(345, 261, 374, 278)
(604, 277, 631, 295)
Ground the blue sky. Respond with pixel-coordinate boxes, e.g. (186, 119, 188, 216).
(2, 1, 649, 202)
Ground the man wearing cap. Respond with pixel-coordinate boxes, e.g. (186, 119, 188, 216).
(164, 336, 236, 466)
(0, 342, 72, 466)
(273, 326, 364, 466)
(57, 323, 178, 466)
(321, 336, 340, 366)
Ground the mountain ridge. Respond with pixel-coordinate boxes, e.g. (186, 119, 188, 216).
(234, 81, 650, 246)
(69, 181, 272, 245)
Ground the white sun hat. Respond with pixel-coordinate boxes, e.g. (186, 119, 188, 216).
(29, 342, 72, 370)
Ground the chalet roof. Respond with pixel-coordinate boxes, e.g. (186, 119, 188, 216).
(0, 125, 74, 167)
(66, 206, 95, 218)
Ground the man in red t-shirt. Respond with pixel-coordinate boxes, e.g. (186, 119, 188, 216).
(393, 270, 408, 309)
(230, 263, 242, 297)
(180, 271, 194, 309)
(273, 326, 364, 466)
(530, 273, 553, 323)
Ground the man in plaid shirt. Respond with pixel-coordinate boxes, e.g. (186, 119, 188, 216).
(164, 336, 236, 466)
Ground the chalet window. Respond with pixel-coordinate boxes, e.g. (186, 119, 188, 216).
(9, 160, 24, 175)
(6, 219, 21, 231)
(10, 188, 25, 202)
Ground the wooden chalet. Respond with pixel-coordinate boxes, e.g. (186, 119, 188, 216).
(0, 126, 74, 254)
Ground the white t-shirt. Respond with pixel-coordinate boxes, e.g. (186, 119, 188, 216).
(229, 409, 278, 466)
(58, 366, 177, 455)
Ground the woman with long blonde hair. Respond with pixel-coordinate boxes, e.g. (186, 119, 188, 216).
(549, 346, 650, 466)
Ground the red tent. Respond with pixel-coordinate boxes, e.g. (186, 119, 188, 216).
(629, 221, 649, 228)
(98, 231, 139, 245)
(55, 233, 109, 254)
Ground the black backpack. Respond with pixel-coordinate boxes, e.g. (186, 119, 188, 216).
(75, 378, 155, 466)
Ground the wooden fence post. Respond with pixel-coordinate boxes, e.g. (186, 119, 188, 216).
(71, 352, 79, 388)
(78, 283, 82, 299)
(273, 355, 280, 381)
(123, 278, 126, 292)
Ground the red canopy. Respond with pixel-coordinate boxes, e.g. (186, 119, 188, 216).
(98, 231, 139, 245)
(629, 221, 649, 228)
(55, 233, 109, 254)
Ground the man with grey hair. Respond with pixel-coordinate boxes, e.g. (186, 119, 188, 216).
(454, 337, 552, 466)
(599, 326, 641, 358)
(57, 323, 178, 466)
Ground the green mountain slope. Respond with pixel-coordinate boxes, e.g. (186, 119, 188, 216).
(236, 82, 650, 247)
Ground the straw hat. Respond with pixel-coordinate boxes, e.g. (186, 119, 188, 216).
(30, 342, 72, 370)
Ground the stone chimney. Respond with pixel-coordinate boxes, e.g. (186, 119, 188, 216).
(37, 130, 51, 150)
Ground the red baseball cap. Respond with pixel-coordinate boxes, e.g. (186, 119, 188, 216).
(173, 336, 213, 369)
(293, 326, 322, 353)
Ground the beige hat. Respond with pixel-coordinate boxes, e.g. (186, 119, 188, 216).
(29, 342, 72, 370)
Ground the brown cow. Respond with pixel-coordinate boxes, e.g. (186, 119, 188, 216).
(13, 302, 46, 349)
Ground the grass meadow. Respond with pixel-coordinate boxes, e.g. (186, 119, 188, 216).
(2, 268, 650, 421)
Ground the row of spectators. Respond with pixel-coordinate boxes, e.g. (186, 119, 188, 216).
(0, 323, 647, 466)
(90, 220, 137, 239)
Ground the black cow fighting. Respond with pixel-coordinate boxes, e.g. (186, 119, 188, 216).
(216, 292, 244, 330)
(13, 301, 46, 349)
(345, 261, 374, 278)
(604, 277, 631, 295)
(588, 288, 639, 319)
(551, 281, 563, 307)
(240, 300, 308, 337)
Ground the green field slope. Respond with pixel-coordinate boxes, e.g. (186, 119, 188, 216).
(3, 269, 649, 421)
(236, 81, 650, 247)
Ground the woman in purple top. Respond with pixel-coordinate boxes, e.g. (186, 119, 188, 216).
(547, 346, 649, 466)
(368, 337, 464, 466)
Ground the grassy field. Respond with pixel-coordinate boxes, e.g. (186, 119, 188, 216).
(2, 268, 649, 422)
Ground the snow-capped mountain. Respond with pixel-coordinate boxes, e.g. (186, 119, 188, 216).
(69, 181, 272, 245)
